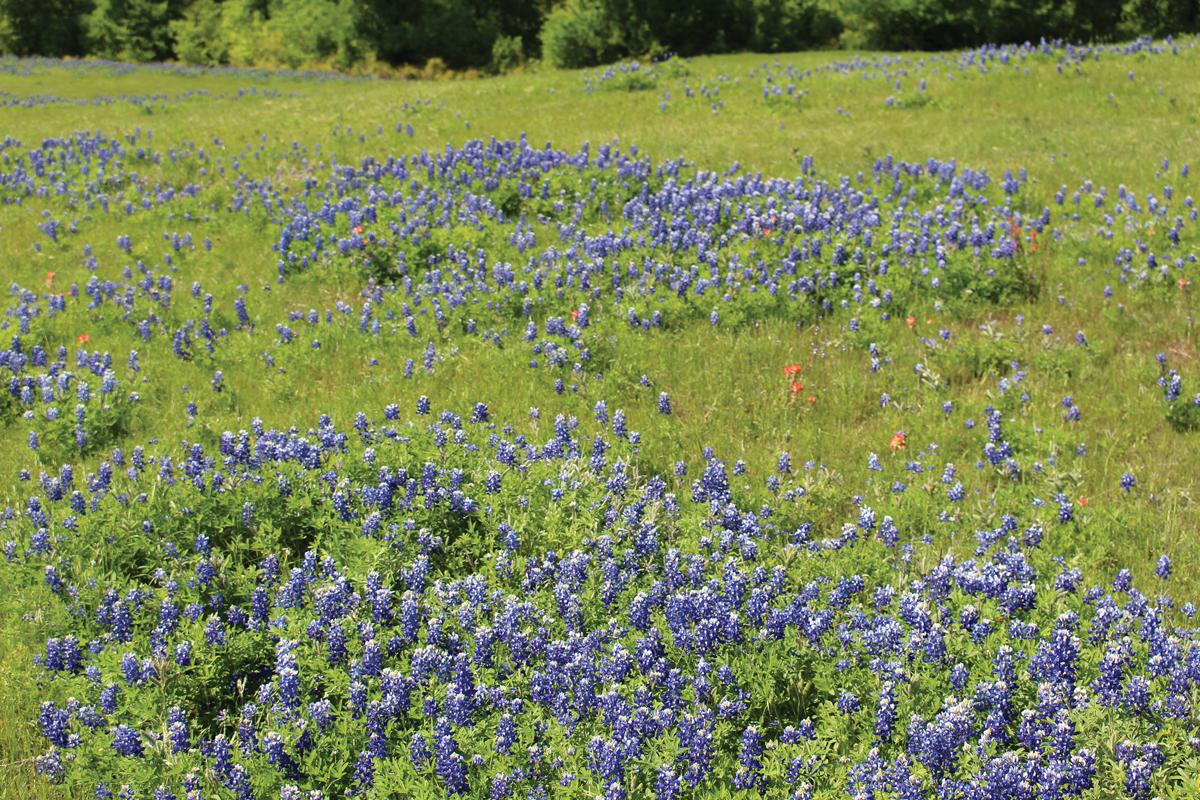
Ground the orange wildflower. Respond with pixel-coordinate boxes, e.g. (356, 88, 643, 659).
(783, 364, 803, 377)
(77, 333, 90, 345)
(790, 380, 804, 397)
(888, 432, 907, 451)
(905, 315, 916, 329)
(45, 271, 56, 287)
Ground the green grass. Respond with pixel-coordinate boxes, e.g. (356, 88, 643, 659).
(2, 41, 1200, 798)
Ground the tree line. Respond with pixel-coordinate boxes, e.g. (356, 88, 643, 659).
(1, 0, 1197, 73)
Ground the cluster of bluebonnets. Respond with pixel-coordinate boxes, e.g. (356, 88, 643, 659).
(581, 36, 1193, 116)
(0, 87, 293, 112)
(0, 56, 360, 85)
(3, 40, 1200, 800)
(17, 392, 1194, 800)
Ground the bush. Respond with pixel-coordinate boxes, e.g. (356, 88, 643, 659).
(86, 0, 180, 62)
(0, 0, 89, 56)
(257, 0, 366, 69)
(219, 0, 269, 66)
(172, 0, 366, 70)
(1122, 0, 1200, 38)
(541, 0, 846, 70)
(356, 0, 547, 70)
(617, 0, 748, 54)
(1166, 396, 1200, 431)
(540, 0, 629, 68)
(360, 0, 500, 70)
(491, 33, 525, 72)
(744, 0, 843, 51)
(848, 0, 988, 51)
(170, 0, 228, 66)
(846, 0, 1200, 51)
(8, 0, 1200, 72)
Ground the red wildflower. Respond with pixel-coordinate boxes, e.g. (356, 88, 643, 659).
(888, 432, 907, 451)
(77, 333, 90, 345)
(783, 364, 803, 377)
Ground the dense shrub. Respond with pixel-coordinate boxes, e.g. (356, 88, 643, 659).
(1124, 0, 1200, 37)
(169, 0, 228, 65)
(256, 0, 366, 69)
(848, 0, 990, 51)
(743, 0, 844, 51)
(359, 0, 547, 70)
(86, 0, 183, 62)
(170, 0, 364, 68)
(620, 0, 750, 54)
(541, 0, 842, 68)
(847, 0, 1199, 50)
(490, 33, 525, 72)
(0, 0, 89, 56)
(540, 0, 631, 68)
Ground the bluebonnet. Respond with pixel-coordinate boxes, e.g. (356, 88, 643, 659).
(111, 725, 143, 757)
(731, 725, 764, 791)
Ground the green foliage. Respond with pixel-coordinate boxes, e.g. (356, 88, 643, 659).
(490, 33, 525, 72)
(1165, 396, 1200, 430)
(370, 0, 496, 68)
(258, 0, 365, 69)
(170, 0, 365, 68)
(1124, 0, 1200, 38)
(953, 258, 1040, 306)
(848, 0, 990, 50)
(846, 0, 1199, 50)
(743, 0, 844, 51)
(886, 89, 939, 109)
(6, 0, 1200, 71)
(31, 392, 139, 465)
(0, 0, 89, 56)
(170, 0, 227, 65)
(221, 0, 275, 66)
(86, 0, 180, 62)
(360, 0, 546, 70)
(933, 326, 1020, 383)
(541, 0, 843, 68)
(983, 0, 1079, 45)
(540, 0, 629, 68)
(613, 0, 750, 55)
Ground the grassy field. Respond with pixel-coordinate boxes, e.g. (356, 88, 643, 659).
(2, 38, 1200, 799)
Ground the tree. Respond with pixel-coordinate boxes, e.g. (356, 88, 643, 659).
(0, 0, 89, 56)
(86, 0, 181, 61)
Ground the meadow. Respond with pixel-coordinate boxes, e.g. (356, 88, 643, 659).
(2, 36, 1200, 799)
